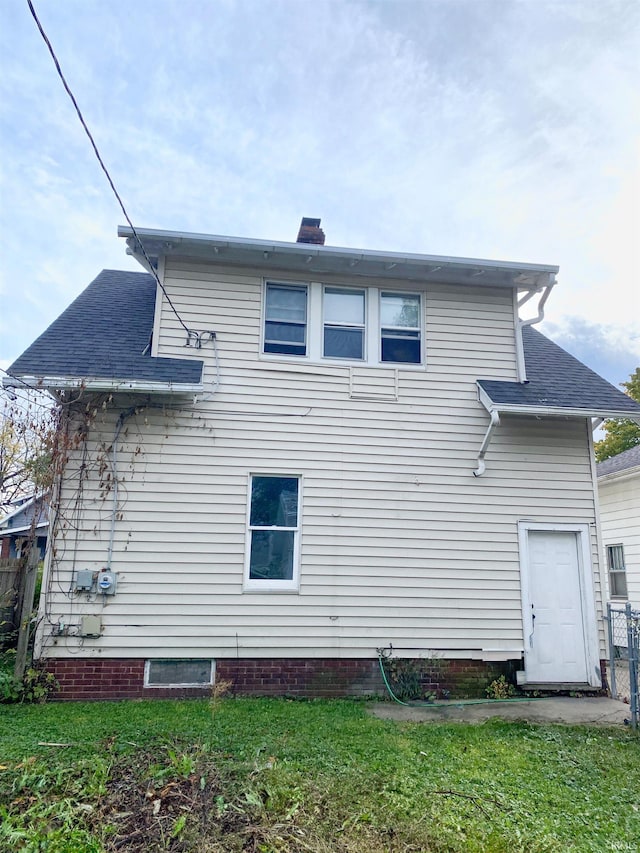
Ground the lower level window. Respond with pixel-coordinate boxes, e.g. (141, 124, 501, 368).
(145, 659, 213, 687)
(607, 544, 628, 599)
(245, 474, 300, 591)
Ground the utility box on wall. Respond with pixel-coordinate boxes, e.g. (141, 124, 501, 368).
(74, 570, 95, 592)
(80, 615, 102, 638)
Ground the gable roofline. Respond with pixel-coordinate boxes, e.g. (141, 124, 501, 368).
(118, 225, 558, 290)
(0, 491, 50, 536)
(0, 492, 46, 527)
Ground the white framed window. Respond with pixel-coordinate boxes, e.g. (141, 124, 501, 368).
(244, 474, 301, 591)
(380, 292, 422, 364)
(323, 286, 366, 360)
(144, 659, 214, 688)
(607, 544, 628, 599)
(262, 281, 424, 367)
(264, 282, 308, 356)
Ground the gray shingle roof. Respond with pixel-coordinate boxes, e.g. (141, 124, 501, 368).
(597, 445, 640, 477)
(478, 326, 640, 416)
(6, 270, 203, 387)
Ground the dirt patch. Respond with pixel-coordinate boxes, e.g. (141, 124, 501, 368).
(94, 751, 258, 852)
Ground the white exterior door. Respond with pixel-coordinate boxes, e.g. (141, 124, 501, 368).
(523, 529, 590, 684)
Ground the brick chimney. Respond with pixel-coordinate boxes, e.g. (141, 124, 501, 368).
(296, 217, 325, 245)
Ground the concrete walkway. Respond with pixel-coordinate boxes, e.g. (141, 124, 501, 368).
(370, 696, 634, 727)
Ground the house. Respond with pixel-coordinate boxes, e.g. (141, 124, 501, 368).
(597, 446, 640, 608)
(0, 493, 49, 560)
(4, 218, 640, 701)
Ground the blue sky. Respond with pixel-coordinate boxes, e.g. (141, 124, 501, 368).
(1, 0, 638, 387)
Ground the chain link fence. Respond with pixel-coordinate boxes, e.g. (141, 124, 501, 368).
(607, 603, 639, 729)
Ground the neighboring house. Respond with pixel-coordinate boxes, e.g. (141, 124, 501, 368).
(0, 493, 49, 560)
(597, 446, 640, 609)
(4, 218, 640, 701)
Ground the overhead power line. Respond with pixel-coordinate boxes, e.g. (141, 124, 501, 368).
(26, 0, 192, 336)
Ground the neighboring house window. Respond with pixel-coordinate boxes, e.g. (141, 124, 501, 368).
(323, 287, 366, 360)
(607, 544, 628, 599)
(262, 282, 424, 366)
(264, 283, 308, 356)
(380, 292, 421, 364)
(245, 475, 300, 591)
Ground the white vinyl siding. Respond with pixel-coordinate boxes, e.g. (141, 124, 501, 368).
(35, 261, 604, 662)
(598, 470, 640, 608)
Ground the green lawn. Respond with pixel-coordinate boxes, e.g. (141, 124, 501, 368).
(0, 698, 638, 852)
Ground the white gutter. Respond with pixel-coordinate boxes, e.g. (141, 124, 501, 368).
(118, 225, 559, 285)
(2, 375, 203, 395)
(486, 403, 640, 421)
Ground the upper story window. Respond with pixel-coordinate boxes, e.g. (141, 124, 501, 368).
(264, 283, 307, 356)
(263, 281, 423, 367)
(607, 544, 628, 599)
(323, 287, 366, 360)
(380, 292, 421, 364)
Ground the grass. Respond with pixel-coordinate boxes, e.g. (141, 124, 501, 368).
(0, 698, 638, 852)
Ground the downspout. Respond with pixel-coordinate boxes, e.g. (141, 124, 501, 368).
(515, 276, 555, 382)
(473, 409, 500, 477)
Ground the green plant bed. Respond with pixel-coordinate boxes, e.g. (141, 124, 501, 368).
(0, 698, 638, 852)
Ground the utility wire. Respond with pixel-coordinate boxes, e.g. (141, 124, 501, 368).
(26, 0, 191, 336)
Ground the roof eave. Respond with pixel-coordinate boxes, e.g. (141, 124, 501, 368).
(597, 465, 640, 483)
(477, 384, 640, 422)
(0, 521, 49, 537)
(118, 225, 559, 288)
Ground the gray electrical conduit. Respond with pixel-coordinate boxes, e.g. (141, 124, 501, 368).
(376, 649, 549, 707)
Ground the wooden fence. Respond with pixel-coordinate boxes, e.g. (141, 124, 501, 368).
(0, 557, 21, 644)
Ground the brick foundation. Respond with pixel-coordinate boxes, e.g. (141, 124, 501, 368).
(45, 656, 518, 701)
